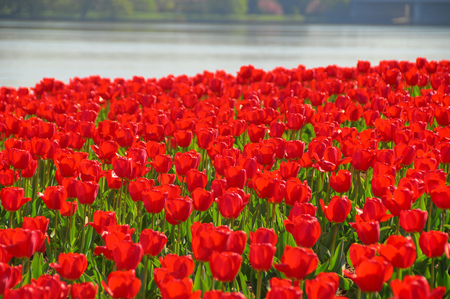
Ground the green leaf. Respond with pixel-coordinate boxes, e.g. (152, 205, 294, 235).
(328, 240, 344, 274)
(315, 261, 328, 276)
(338, 274, 351, 291)
(193, 263, 203, 291)
(238, 271, 250, 298)
(31, 253, 45, 279)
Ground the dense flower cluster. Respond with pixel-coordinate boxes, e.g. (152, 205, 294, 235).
(0, 57, 449, 298)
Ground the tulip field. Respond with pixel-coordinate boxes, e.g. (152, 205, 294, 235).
(1, 58, 450, 298)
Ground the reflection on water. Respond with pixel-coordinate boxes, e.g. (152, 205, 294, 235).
(1, 20, 449, 88)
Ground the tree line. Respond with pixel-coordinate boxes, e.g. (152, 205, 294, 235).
(0, 0, 350, 19)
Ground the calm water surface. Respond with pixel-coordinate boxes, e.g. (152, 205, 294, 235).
(1, 20, 449, 88)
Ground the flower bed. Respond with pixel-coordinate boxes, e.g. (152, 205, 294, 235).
(0, 58, 449, 298)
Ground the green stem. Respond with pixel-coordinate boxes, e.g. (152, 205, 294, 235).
(152, 213, 155, 231)
(81, 204, 86, 253)
(266, 201, 270, 227)
(176, 224, 181, 255)
(9, 212, 13, 228)
(442, 210, 446, 232)
(431, 258, 435, 288)
(142, 256, 148, 297)
(396, 216, 400, 235)
(325, 175, 331, 205)
(331, 223, 338, 256)
(427, 196, 433, 232)
(256, 271, 262, 299)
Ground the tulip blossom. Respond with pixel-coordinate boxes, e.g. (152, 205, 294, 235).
(378, 235, 416, 269)
(209, 251, 242, 283)
(344, 256, 393, 293)
(101, 270, 141, 299)
(320, 195, 352, 223)
(275, 245, 318, 281)
(49, 253, 88, 280)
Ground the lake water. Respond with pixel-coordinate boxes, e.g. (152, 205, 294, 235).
(1, 20, 449, 88)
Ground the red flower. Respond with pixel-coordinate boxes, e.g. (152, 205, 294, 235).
(101, 270, 141, 299)
(349, 243, 377, 268)
(356, 197, 393, 223)
(186, 169, 207, 193)
(224, 230, 247, 255)
(344, 256, 393, 293)
(158, 254, 195, 279)
(159, 277, 202, 299)
(284, 140, 305, 161)
(399, 209, 427, 233)
(151, 154, 173, 174)
(174, 129, 193, 148)
(76, 181, 99, 205)
(8, 148, 31, 170)
(209, 251, 242, 283)
(419, 230, 448, 258)
(279, 161, 300, 181)
(430, 185, 450, 210)
(390, 275, 446, 299)
(218, 189, 249, 220)
(70, 282, 98, 299)
(378, 235, 416, 269)
(351, 148, 375, 172)
(250, 228, 277, 246)
(111, 156, 133, 179)
(197, 128, 217, 150)
(329, 170, 352, 193)
(0, 187, 31, 212)
(113, 241, 143, 271)
(38, 185, 67, 210)
(285, 178, 311, 206)
(249, 243, 276, 272)
(224, 166, 247, 189)
(174, 150, 201, 177)
(142, 187, 168, 214)
(165, 196, 193, 225)
(0, 228, 45, 258)
(254, 175, 277, 199)
(128, 178, 154, 202)
(305, 272, 339, 299)
(320, 195, 352, 223)
(0, 262, 22, 295)
(284, 215, 321, 248)
(86, 210, 117, 235)
(382, 188, 414, 217)
(140, 229, 167, 257)
(49, 253, 88, 280)
(191, 188, 213, 212)
(274, 245, 318, 281)
(30, 273, 70, 298)
(350, 220, 380, 245)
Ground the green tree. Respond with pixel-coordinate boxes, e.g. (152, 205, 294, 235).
(208, 0, 248, 14)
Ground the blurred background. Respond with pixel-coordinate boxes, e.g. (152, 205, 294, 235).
(1, 0, 449, 88)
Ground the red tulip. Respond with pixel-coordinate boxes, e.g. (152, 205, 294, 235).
(128, 178, 154, 202)
(112, 156, 133, 179)
(285, 178, 311, 206)
(356, 197, 393, 223)
(8, 148, 31, 170)
(91, 140, 119, 163)
(399, 209, 427, 233)
(113, 241, 143, 271)
(0, 228, 45, 258)
(0, 187, 31, 212)
(344, 256, 393, 293)
(382, 188, 414, 217)
(165, 196, 193, 225)
(101, 270, 141, 299)
(349, 243, 377, 268)
(224, 230, 247, 255)
(351, 148, 375, 172)
(49, 253, 88, 280)
(174, 129, 193, 148)
(430, 185, 450, 210)
(159, 277, 202, 299)
(391, 275, 446, 299)
(186, 169, 207, 193)
(419, 230, 448, 258)
(174, 150, 200, 177)
(191, 188, 213, 212)
(140, 229, 167, 257)
(329, 170, 352, 193)
(378, 235, 416, 269)
(30, 273, 70, 298)
(209, 251, 242, 283)
(197, 128, 216, 149)
(249, 243, 276, 272)
(158, 254, 195, 279)
(274, 245, 318, 281)
(0, 262, 22, 295)
(320, 195, 352, 223)
(142, 187, 168, 214)
(76, 181, 99, 205)
(250, 228, 277, 246)
(86, 210, 117, 235)
(284, 215, 321, 248)
(70, 282, 98, 299)
(224, 166, 247, 189)
(218, 189, 248, 220)
(38, 185, 67, 211)
(350, 220, 380, 245)
(151, 154, 173, 174)
(305, 272, 339, 299)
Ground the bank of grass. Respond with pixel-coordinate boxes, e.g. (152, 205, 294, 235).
(1, 11, 305, 24)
